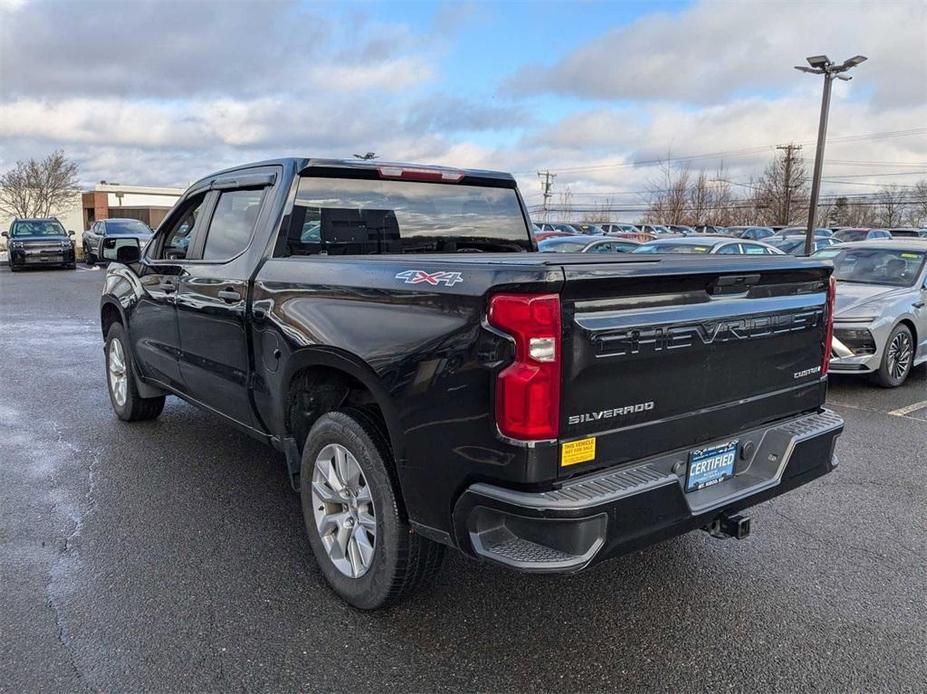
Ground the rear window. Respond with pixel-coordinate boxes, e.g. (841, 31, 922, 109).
(284, 177, 530, 255)
(633, 242, 711, 254)
(834, 229, 868, 241)
(538, 238, 587, 252)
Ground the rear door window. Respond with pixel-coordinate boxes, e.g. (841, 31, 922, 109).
(201, 188, 266, 261)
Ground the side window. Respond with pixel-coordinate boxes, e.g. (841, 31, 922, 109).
(589, 242, 612, 253)
(202, 188, 265, 261)
(717, 243, 741, 254)
(743, 244, 766, 255)
(157, 193, 209, 260)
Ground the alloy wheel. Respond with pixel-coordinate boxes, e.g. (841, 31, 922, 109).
(108, 338, 128, 407)
(887, 331, 912, 380)
(310, 443, 377, 578)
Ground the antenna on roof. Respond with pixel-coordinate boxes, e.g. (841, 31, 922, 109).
(353, 152, 378, 160)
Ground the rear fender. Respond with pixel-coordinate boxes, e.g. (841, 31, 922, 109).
(279, 346, 404, 461)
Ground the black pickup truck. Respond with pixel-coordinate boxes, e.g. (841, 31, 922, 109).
(99, 158, 843, 608)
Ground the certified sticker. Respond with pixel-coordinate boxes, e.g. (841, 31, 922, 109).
(561, 437, 596, 467)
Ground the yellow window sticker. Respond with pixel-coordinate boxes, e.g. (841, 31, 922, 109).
(900, 252, 921, 260)
(561, 437, 596, 466)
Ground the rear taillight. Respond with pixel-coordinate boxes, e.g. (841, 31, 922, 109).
(488, 293, 561, 440)
(822, 275, 836, 376)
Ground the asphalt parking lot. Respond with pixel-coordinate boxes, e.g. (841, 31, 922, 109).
(1, 263, 925, 693)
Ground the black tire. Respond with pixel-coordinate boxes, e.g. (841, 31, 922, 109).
(300, 409, 444, 609)
(873, 323, 914, 388)
(9, 263, 19, 272)
(104, 322, 166, 421)
(84, 245, 96, 266)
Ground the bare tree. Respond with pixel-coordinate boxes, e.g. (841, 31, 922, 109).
(556, 187, 574, 222)
(644, 155, 690, 224)
(874, 186, 906, 227)
(753, 147, 808, 225)
(688, 171, 710, 225)
(0, 150, 80, 218)
(906, 180, 927, 227)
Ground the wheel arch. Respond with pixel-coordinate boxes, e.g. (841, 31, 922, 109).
(897, 317, 917, 347)
(280, 347, 405, 464)
(100, 297, 125, 339)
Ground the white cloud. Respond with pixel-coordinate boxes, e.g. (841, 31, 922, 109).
(0, 0, 924, 203)
(508, 1, 927, 109)
(305, 57, 436, 92)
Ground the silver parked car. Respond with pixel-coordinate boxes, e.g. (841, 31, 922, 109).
(815, 240, 927, 387)
(632, 236, 784, 255)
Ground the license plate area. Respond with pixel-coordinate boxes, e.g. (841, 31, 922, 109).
(686, 440, 738, 492)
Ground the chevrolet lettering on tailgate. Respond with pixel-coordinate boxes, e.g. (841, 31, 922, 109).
(593, 308, 825, 358)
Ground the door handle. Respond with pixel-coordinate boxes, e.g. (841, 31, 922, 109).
(159, 281, 177, 294)
(913, 301, 925, 309)
(218, 288, 242, 303)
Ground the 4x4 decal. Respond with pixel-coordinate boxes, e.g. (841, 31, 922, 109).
(395, 270, 464, 287)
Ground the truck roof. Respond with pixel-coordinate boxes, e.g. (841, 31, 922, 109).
(193, 157, 515, 188)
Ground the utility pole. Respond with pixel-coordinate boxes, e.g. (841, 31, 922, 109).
(776, 144, 801, 225)
(795, 54, 867, 254)
(537, 170, 556, 222)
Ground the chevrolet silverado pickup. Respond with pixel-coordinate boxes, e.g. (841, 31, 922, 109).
(99, 158, 843, 609)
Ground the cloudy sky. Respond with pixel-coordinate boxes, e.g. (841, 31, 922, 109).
(1, 0, 925, 213)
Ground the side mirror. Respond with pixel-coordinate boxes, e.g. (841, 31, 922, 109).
(68, 230, 75, 236)
(1, 231, 7, 238)
(102, 237, 141, 264)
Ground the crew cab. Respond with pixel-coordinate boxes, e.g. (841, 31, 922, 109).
(99, 158, 843, 609)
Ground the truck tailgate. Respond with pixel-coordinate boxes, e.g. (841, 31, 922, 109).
(558, 256, 833, 475)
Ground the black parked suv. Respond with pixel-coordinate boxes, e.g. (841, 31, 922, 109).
(3, 218, 76, 271)
(98, 158, 844, 608)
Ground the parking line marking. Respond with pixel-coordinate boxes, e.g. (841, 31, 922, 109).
(888, 400, 927, 417)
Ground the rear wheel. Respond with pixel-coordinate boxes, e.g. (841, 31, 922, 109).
(105, 322, 165, 420)
(300, 410, 444, 609)
(84, 244, 96, 265)
(874, 324, 914, 388)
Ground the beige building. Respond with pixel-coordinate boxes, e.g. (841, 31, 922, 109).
(82, 183, 184, 231)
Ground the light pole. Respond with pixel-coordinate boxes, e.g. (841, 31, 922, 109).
(795, 54, 867, 255)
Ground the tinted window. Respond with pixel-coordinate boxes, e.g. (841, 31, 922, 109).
(633, 242, 711, 254)
(826, 248, 926, 287)
(10, 220, 65, 237)
(157, 193, 209, 260)
(717, 243, 741, 254)
(105, 219, 151, 235)
(286, 177, 530, 255)
(202, 189, 264, 260)
(833, 229, 869, 242)
(538, 238, 587, 252)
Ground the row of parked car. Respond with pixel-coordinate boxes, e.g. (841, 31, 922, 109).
(532, 221, 927, 257)
(535, 219, 927, 388)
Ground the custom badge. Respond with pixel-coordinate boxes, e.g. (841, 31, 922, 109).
(395, 270, 464, 287)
